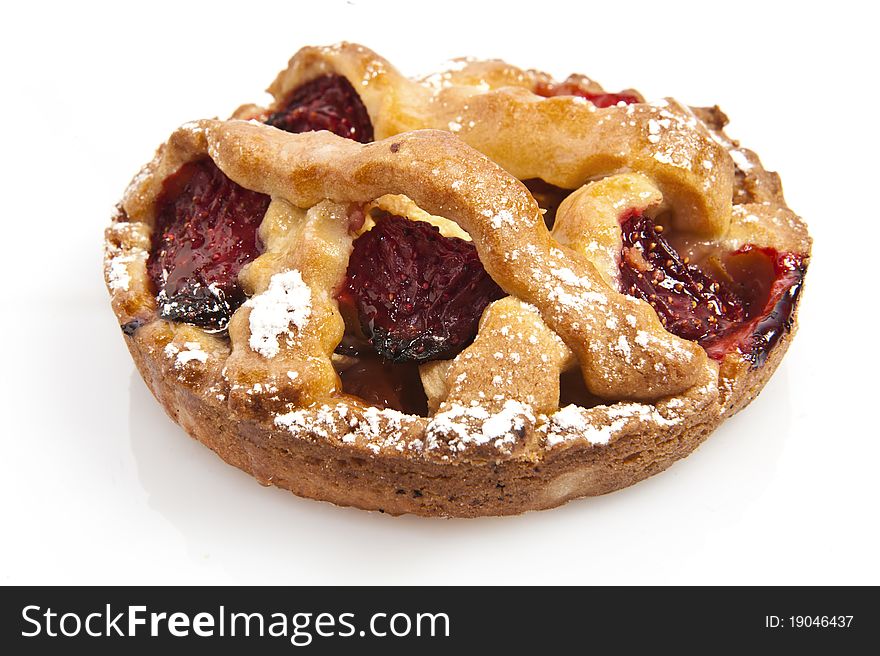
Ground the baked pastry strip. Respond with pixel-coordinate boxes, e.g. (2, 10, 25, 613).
(203, 120, 706, 400)
(246, 43, 733, 238)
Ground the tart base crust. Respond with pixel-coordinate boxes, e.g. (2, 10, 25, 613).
(125, 321, 795, 517)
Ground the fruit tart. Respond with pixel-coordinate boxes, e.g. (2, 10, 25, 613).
(104, 44, 810, 517)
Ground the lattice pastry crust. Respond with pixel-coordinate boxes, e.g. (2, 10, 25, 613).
(104, 46, 810, 516)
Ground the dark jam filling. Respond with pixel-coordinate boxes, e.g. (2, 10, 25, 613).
(340, 213, 505, 364)
(707, 248, 806, 366)
(534, 80, 640, 108)
(265, 74, 374, 143)
(337, 354, 429, 415)
(523, 178, 571, 230)
(558, 367, 604, 409)
(619, 213, 747, 343)
(147, 159, 270, 331)
(334, 302, 423, 413)
(618, 213, 806, 366)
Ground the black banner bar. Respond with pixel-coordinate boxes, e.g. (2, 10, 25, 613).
(1, 586, 874, 653)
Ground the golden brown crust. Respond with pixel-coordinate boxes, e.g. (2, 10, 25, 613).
(250, 42, 813, 412)
(251, 43, 734, 238)
(124, 321, 726, 517)
(104, 46, 812, 517)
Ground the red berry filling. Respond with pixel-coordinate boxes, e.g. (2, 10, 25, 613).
(535, 80, 640, 108)
(618, 213, 805, 365)
(342, 213, 505, 363)
(148, 159, 270, 331)
(265, 74, 374, 143)
(619, 214, 747, 343)
(705, 247, 806, 366)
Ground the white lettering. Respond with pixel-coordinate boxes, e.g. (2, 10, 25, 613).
(291, 613, 313, 647)
(192, 612, 214, 637)
(167, 612, 190, 637)
(389, 613, 411, 637)
(106, 605, 125, 636)
(85, 612, 102, 637)
(21, 605, 41, 637)
(128, 605, 147, 636)
(59, 613, 81, 637)
(370, 612, 387, 637)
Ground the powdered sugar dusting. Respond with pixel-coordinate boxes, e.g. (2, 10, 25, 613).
(491, 209, 515, 230)
(544, 401, 682, 448)
(164, 341, 209, 368)
(105, 250, 146, 292)
(274, 404, 424, 454)
(549, 404, 587, 432)
(729, 149, 753, 171)
(107, 255, 133, 291)
(246, 270, 312, 358)
(176, 342, 208, 366)
(425, 400, 535, 455)
(480, 400, 534, 448)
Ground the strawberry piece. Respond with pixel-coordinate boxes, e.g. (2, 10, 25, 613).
(619, 213, 747, 343)
(618, 213, 805, 365)
(147, 159, 270, 331)
(265, 74, 374, 143)
(343, 213, 504, 362)
(534, 80, 640, 108)
(705, 248, 806, 366)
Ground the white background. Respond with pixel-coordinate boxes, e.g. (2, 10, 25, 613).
(2, 0, 877, 585)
